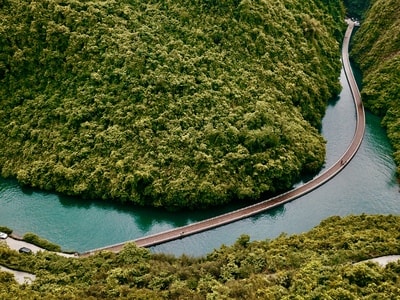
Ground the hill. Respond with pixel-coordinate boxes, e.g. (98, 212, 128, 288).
(351, 0, 400, 176)
(343, 0, 371, 19)
(2, 214, 400, 298)
(0, 0, 344, 209)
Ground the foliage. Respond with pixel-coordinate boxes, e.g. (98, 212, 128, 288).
(2, 215, 400, 298)
(0, 0, 344, 209)
(23, 232, 62, 252)
(351, 0, 400, 176)
(0, 227, 12, 235)
(344, 0, 371, 19)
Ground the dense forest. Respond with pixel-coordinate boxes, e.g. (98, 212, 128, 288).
(0, 0, 345, 209)
(343, 0, 371, 19)
(351, 0, 400, 177)
(1, 214, 400, 298)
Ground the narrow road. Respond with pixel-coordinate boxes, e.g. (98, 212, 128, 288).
(4, 236, 75, 258)
(81, 20, 365, 256)
(357, 255, 400, 267)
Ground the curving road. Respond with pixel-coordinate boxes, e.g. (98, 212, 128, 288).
(81, 20, 365, 256)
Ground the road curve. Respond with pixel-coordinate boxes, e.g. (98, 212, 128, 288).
(81, 20, 365, 256)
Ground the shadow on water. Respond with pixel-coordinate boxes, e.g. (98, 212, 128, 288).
(327, 94, 341, 108)
(1, 173, 291, 237)
(250, 204, 285, 222)
(20, 186, 34, 196)
(57, 194, 98, 209)
(351, 61, 363, 88)
(57, 193, 195, 229)
(56, 188, 252, 231)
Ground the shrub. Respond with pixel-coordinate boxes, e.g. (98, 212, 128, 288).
(0, 226, 12, 235)
(22, 232, 61, 252)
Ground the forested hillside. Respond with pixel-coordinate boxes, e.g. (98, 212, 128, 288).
(343, 0, 371, 19)
(351, 0, 400, 176)
(2, 214, 400, 298)
(0, 0, 344, 209)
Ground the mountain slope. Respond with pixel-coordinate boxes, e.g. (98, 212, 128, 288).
(351, 0, 400, 176)
(0, 0, 344, 209)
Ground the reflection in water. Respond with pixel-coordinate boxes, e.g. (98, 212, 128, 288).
(327, 94, 341, 108)
(20, 186, 35, 196)
(0, 175, 256, 251)
(250, 205, 285, 222)
(58, 194, 94, 210)
(56, 191, 226, 231)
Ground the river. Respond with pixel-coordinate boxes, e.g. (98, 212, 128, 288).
(0, 68, 398, 256)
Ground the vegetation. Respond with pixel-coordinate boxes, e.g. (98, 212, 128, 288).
(23, 232, 62, 252)
(344, 0, 371, 19)
(0, 227, 12, 235)
(0, 0, 344, 209)
(2, 214, 400, 298)
(351, 0, 400, 177)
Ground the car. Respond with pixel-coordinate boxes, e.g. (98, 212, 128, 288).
(0, 232, 8, 239)
(19, 247, 32, 254)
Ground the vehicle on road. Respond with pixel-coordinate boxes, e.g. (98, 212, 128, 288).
(0, 232, 8, 239)
(19, 247, 32, 254)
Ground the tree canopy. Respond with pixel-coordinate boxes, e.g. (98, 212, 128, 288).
(0, 0, 344, 209)
(351, 0, 400, 177)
